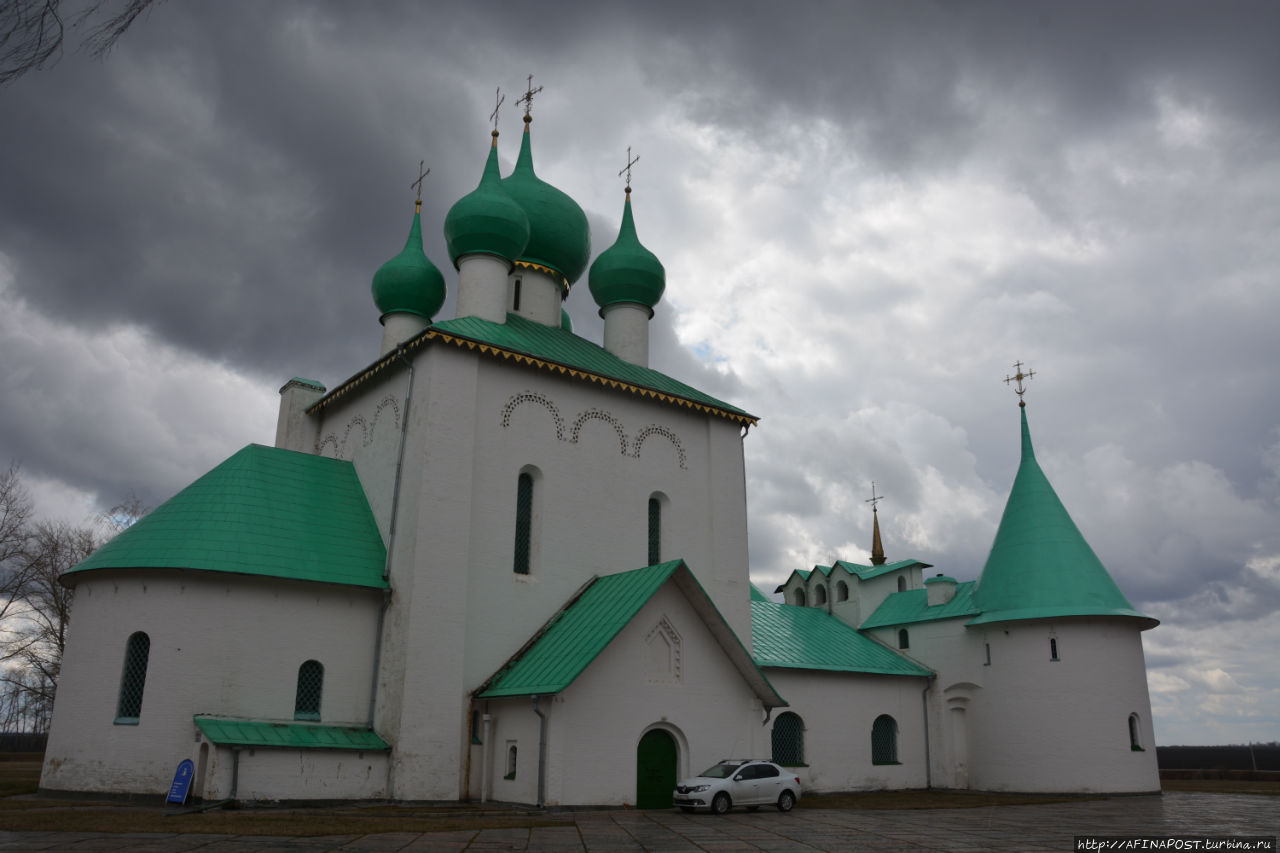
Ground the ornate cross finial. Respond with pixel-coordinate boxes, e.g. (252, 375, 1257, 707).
(410, 160, 429, 209)
(619, 145, 640, 193)
(866, 481, 885, 512)
(1004, 360, 1036, 407)
(489, 87, 505, 134)
(516, 73, 543, 120)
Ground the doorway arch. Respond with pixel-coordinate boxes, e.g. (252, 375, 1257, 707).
(636, 728, 678, 808)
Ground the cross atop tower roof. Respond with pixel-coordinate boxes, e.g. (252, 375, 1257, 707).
(1004, 360, 1036, 407)
(517, 73, 543, 122)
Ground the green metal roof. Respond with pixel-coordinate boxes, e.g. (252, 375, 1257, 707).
(833, 558, 933, 581)
(859, 581, 981, 629)
(751, 600, 932, 677)
(194, 716, 388, 751)
(750, 584, 770, 602)
(478, 560, 784, 708)
(968, 407, 1156, 628)
(64, 444, 387, 589)
(425, 314, 757, 425)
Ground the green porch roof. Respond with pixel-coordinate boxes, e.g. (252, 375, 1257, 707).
(194, 716, 388, 750)
(64, 444, 387, 589)
(859, 581, 981, 629)
(751, 600, 932, 677)
(309, 313, 756, 427)
(969, 407, 1155, 628)
(477, 560, 784, 708)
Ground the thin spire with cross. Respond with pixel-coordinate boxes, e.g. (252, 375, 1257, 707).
(867, 482, 886, 566)
(410, 160, 429, 211)
(619, 146, 640, 195)
(1004, 361, 1036, 407)
(489, 87, 505, 138)
(516, 73, 543, 123)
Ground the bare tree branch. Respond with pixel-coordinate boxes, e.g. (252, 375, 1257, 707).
(0, 0, 159, 86)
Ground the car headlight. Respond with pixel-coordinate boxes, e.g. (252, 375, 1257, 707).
(689, 785, 710, 793)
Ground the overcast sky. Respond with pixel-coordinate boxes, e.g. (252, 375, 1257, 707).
(2, 0, 1277, 746)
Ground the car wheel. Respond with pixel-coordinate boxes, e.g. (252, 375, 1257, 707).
(777, 790, 796, 813)
(680, 806, 694, 813)
(711, 792, 731, 815)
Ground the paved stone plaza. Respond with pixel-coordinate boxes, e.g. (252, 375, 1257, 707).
(1, 792, 1276, 852)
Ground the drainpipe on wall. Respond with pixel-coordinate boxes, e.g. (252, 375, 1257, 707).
(532, 695, 547, 808)
(480, 711, 493, 803)
(921, 675, 936, 790)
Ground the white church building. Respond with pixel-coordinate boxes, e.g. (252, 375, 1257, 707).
(39, 98, 1160, 806)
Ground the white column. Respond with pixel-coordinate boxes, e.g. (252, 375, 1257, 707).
(601, 302, 652, 366)
(455, 254, 511, 323)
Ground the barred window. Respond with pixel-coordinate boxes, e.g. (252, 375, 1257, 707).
(771, 711, 805, 766)
(871, 714, 899, 764)
(1050, 637, 1060, 661)
(648, 497, 661, 565)
(514, 472, 534, 575)
(294, 660, 324, 721)
(115, 631, 150, 724)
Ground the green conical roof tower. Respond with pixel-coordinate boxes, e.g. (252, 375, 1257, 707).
(444, 132, 531, 267)
(969, 400, 1156, 628)
(589, 187, 665, 312)
(372, 203, 447, 321)
(502, 113, 590, 288)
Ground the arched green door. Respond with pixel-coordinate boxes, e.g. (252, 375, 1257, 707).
(636, 729, 677, 809)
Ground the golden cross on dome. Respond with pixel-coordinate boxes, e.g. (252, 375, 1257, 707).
(1004, 360, 1036, 406)
(517, 73, 543, 119)
(410, 160, 429, 208)
(619, 146, 640, 192)
(489, 87, 506, 134)
(866, 481, 885, 512)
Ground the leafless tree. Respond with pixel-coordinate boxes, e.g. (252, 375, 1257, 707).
(0, 0, 159, 86)
(0, 464, 36, 630)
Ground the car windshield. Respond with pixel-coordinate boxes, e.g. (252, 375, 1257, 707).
(699, 762, 743, 779)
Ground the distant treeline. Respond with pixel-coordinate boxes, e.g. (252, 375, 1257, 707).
(1158, 744, 1280, 771)
(0, 732, 47, 753)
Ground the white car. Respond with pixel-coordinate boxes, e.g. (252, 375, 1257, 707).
(672, 759, 801, 814)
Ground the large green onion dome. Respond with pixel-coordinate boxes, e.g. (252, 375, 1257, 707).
(372, 206, 447, 320)
(444, 134, 531, 267)
(589, 191, 665, 311)
(502, 118, 591, 288)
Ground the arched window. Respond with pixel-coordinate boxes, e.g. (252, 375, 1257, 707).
(836, 581, 848, 601)
(294, 660, 324, 721)
(897, 576, 907, 592)
(793, 588, 806, 606)
(514, 472, 534, 575)
(771, 711, 805, 766)
(115, 631, 150, 724)
(814, 584, 827, 605)
(898, 628, 910, 649)
(871, 714, 899, 764)
(506, 743, 518, 779)
(1128, 714, 1144, 751)
(648, 496, 661, 565)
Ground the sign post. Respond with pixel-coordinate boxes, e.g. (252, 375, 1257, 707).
(166, 758, 195, 805)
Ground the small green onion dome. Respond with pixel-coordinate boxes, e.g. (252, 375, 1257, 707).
(372, 207, 446, 320)
(560, 307, 573, 332)
(444, 135, 531, 267)
(589, 192, 665, 311)
(502, 121, 591, 287)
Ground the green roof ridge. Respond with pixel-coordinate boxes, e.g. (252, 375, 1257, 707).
(969, 407, 1155, 627)
(65, 445, 387, 589)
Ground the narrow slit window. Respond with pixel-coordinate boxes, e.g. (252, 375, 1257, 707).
(647, 496, 661, 565)
(514, 472, 534, 575)
(294, 660, 324, 721)
(898, 628, 910, 650)
(115, 631, 150, 724)
(1050, 637, 1060, 661)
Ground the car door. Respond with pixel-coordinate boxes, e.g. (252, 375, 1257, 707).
(755, 763, 784, 802)
(731, 764, 764, 805)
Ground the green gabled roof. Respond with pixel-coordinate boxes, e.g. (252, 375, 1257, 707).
(833, 558, 933, 581)
(968, 407, 1155, 628)
(750, 584, 770, 602)
(309, 313, 756, 427)
(194, 716, 388, 751)
(64, 445, 387, 589)
(751, 600, 932, 677)
(478, 560, 784, 708)
(860, 581, 981, 629)
(772, 567, 812, 593)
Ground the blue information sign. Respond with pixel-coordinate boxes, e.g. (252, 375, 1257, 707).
(167, 758, 195, 804)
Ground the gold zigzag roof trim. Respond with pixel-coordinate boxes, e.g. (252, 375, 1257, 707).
(306, 327, 758, 427)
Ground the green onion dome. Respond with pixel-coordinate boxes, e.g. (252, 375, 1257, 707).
(589, 191, 665, 311)
(444, 134, 531, 267)
(371, 206, 447, 320)
(502, 119, 591, 287)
